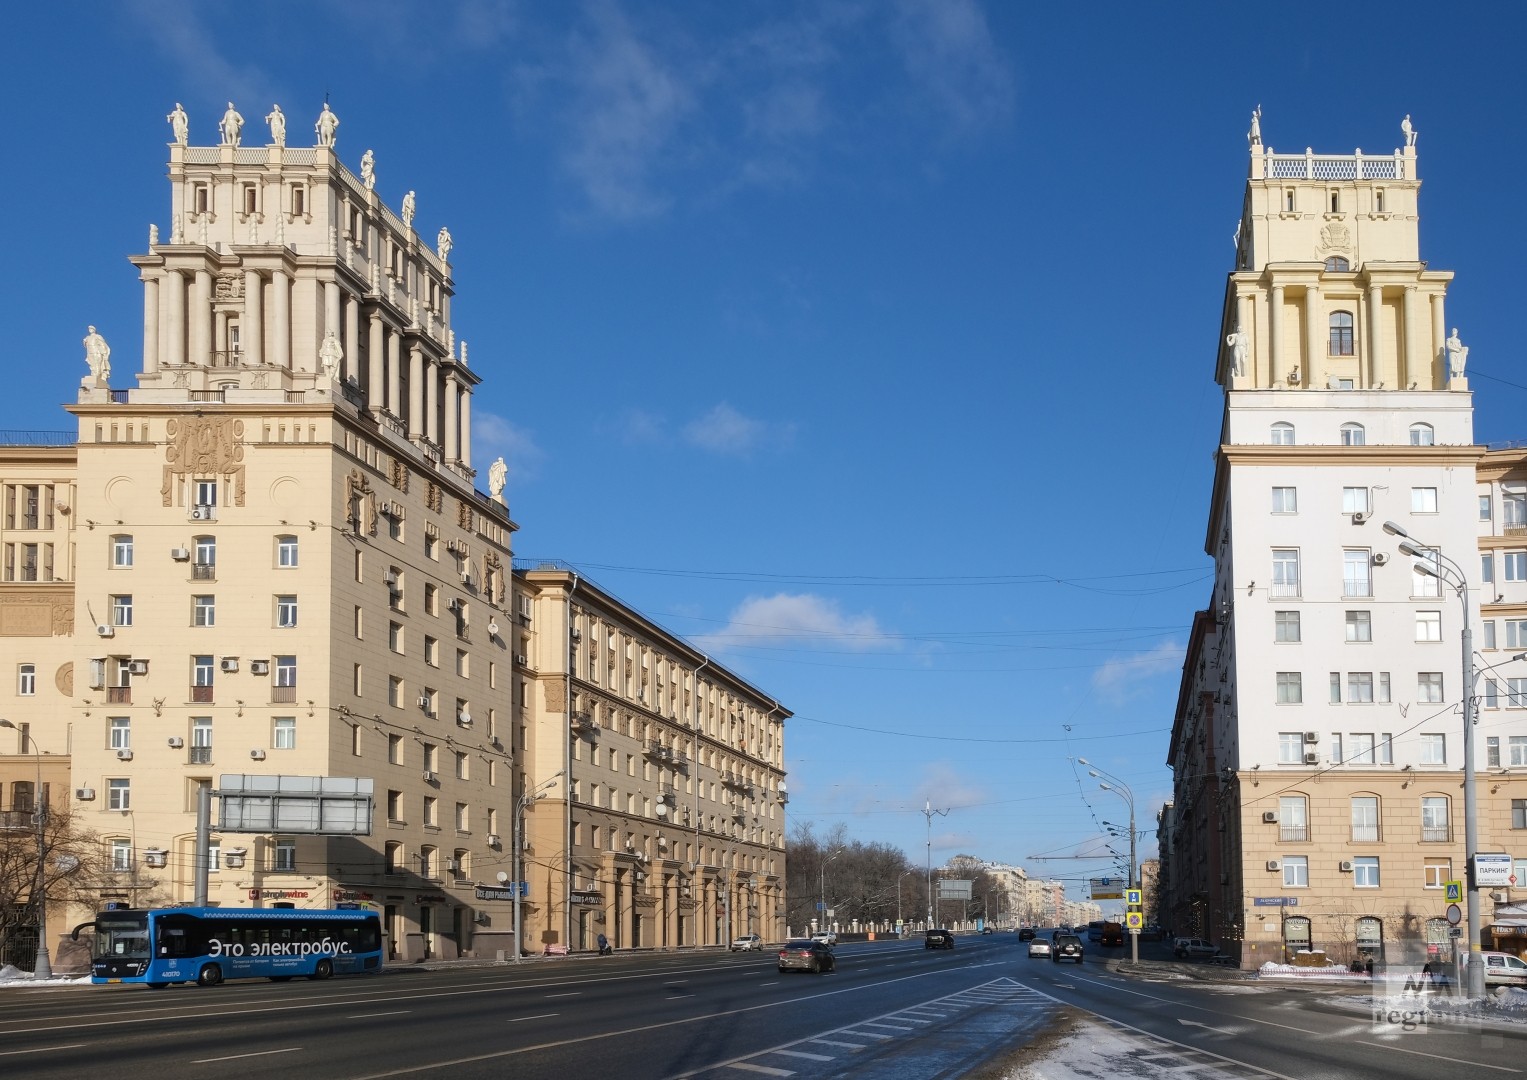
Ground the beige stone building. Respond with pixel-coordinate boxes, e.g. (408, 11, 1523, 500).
(0, 104, 789, 967)
(1165, 115, 1527, 967)
(513, 565, 789, 951)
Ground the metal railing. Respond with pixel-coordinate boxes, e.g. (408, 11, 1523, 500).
(190, 685, 214, 703)
(271, 685, 297, 703)
(106, 686, 132, 704)
(1279, 825, 1308, 842)
(188, 747, 212, 765)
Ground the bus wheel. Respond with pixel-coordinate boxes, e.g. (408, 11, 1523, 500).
(197, 963, 223, 987)
(146, 982, 169, 990)
(309, 959, 333, 981)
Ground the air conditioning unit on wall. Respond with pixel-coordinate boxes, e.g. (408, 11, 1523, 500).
(1266, 860, 1280, 872)
(1303, 751, 1319, 764)
(1339, 860, 1354, 873)
(1262, 811, 1278, 823)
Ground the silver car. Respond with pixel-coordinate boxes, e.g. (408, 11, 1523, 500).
(1027, 937, 1052, 959)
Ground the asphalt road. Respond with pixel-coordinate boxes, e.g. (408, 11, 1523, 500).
(1, 935, 1519, 1079)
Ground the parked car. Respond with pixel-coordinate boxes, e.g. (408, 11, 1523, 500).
(981, 926, 994, 934)
(925, 929, 955, 950)
(778, 939, 836, 974)
(1467, 952, 1527, 987)
(1141, 924, 1164, 941)
(1018, 927, 1037, 942)
(810, 930, 837, 946)
(1027, 937, 1052, 959)
(1174, 937, 1217, 959)
(730, 934, 763, 952)
(1052, 934, 1084, 963)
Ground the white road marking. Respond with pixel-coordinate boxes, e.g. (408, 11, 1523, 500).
(347, 1011, 412, 1019)
(544, 992, 581, 998)
(807, 1039, 867, 1050)
(508, 1013, 559, 1022)
(840, 1030, 892, 1040)
(772, 1050, 833, 1061)
(725, 1064, 793, 1076)
(192, 1047, 304, 1064)
(1355, 1040, 1521, 1073)
(858, 1021, 914, 1032)
(1177, 1018, 1240, 1037)
(0, 1044, 85, 1057)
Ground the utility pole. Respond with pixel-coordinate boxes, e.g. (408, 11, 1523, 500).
(922, 801, 949, 929)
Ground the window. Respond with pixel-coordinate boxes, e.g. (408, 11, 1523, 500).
(1330, 732, 1343, 762)
(1483, 554, 1496, 583)
(1420, 732, 1446, 764)
(389, 675, 403, 708)
(1272, 486, 1298, 513)
(1272, 549, 1300, 598)
(425, 637, 438, 667)
(111, 594, 133, 627)
(276, 534, 298, 567)
(1329, 312, 1355, 355)
(192, 595, 215, 627)
(276, 595, 297, 628)
(1274, 611, 1301, 642)
(112, 535, 134, 567)
(455, 802, 468, 831)
(1276, 672, 1303, 704)
(109, 716, 130, 750)
(1279, 732, 1304, 763)
(110, 838, 132, 872)
(1411, 487, 1439, 514)
(1421, 797, 1450, 842)
(1342, 550, 1372, 597)
(192, 654, 214, 688)
(1329, 672, 1342, 704)
(1410, 424, 1435, 446)
(1424, 859, 1451, 888)
(1508, 552, 1527, 582)
(1507, 619, 1527, 649)
(1481, 496, 1494, 522)
(108, 778, 130, 811)
(1418, 673, 1443, 703)
(1349, 675, 1374, 705)
(385, 841, 403, 873)
(1353, 856, 1380, 888)
(273, 717, 296, 750)
(1351, 796, 1380, 841)
(18, 664, 35, 696)
(1484, 621, 1498, 650)
(1283, 855, 1309, 887)
(194, 479, 218, 509)
(1342, 487, 1370, 514)
(1340, 422, 1366, 446)
(191, 717, 212, 760)
(1279, 795, 1308, 841)
(390, 622, 403, 653)
(455, 750, 468, 780)
(1324, 256, 1350, 272)
(274, 838, 297, 872)
(1489, 734, 1502, 765)
(194, 537, 216, 576)
(1416, 611, 1442, 642)
(423, 796, 438, 827)
(1510, 678, 1527, 707)
(1378, 732, 1393, 763)
(1511, 736, 1527, 767)
(388, 733, 403, 765)
(1507, 491, 1527, 528)
(1345, 610, 1372, 642)
(274, 656, 297, 688)
(1412, 549, 1443, 597)
(424, 582, 438, 616)
(1270, 422, 1295, 445)
(387, 789, 403, 822)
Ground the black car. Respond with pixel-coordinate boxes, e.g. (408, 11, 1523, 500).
(1052, 934, 1083, 963)
(925, 929, 955, 949)
(1017, 927, 1036, 942)
(777, 939, 836, 973)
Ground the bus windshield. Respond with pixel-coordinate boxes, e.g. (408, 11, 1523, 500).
(94, 914, 150, 961)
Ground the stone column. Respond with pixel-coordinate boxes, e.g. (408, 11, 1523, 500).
(367, 311, 385, 413)
(1303, 282, 1322, 385)
(141, 275, 160, 374)
(243, 269, 263, 368)
(1366, 284, 1383, 388)
(192, 269, 213, 365)
(424, 358, 439, 445)
(387, 328, 402, 417)
(408, 345, 424, 440)
(444, 372, 460, 463)
(214, 309, 228, 364)
(324, 281, 341, 344)
(165, 270, 186, 368)
(1430, 292, 1447, 380)
(1403, 285, 1422, 389)
(459, 389, 472, 467)
(1269, 283, 1285, 382)
(272, 269, 291, 370)
(344, 295, 359, 384)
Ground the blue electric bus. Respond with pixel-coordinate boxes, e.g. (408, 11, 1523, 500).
(73, 906, 383, 988)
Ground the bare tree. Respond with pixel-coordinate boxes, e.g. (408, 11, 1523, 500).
(0, 804, 114, 970)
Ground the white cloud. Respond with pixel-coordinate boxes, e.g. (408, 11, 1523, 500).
(472, 410, 545, 484)
(127, 0, 272, 107)
(888, 0, 1015, 136)
(1090, 641, 1183, 703)
(696, 593, 895, 653)
(682, 402, 793, 455)
(618, 407, 667, 445)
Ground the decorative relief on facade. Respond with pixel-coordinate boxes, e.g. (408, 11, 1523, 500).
(1317, 222, 1351, 255)
(54, 662, 72, 696)
(390, 458, 409, 493)
(0, 593, 70, 637)
(457, 499, 473, 530)
(162, 417, 247, 506)
(213, 273, 245, 301)
(544, 680, 566, 714)
(427, 482, 442, 513)
(346, 468, 378, 536)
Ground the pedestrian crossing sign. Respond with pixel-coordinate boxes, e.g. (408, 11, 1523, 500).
(1444, 880, 1463, 902)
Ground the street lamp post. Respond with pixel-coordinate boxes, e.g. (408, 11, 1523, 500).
(1080, 757, 1137, 966)
(897, 869, 913, 932)
(1384, 520, 1484, 999)
(818, 849, 841, 935)
(0, 720, 48, 980)
(513, 770, 562, 964)
(923, 800, 948, 930)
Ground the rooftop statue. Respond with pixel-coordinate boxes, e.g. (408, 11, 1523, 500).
(266, 104, 286, 147)
(315, 102, 339, 147)
(219, 102, 244, 147)
(488, 457, 507, 503)
(402, 190, 416, 230)
(1446, 327, 1468, 379)
(167, 102, 189, 146)
(1226, 325, 1249, 377)
(319, 331, 344, 382)
(83, 325, 111, 386)
(1402, 114, 1417, 148)
(437, 226, 453, 262)
(1247, 105, 1262, 149)
(360, 149, 375, 191)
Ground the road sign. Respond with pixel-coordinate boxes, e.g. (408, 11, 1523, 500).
(1450, 927, 1464, 938)
(1089, 878, 1124, 900)
(1444, 880, 1463, 903)
(1126, 889, 1142, 906)
(1126, 912, 1143, 929)
(1446, 903, 1462, 926)
(1475, 853, 1514, 887)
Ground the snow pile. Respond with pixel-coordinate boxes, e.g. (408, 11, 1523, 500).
(1257, 961, 1366, 980)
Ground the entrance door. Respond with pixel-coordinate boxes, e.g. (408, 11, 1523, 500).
(385, 904, 401, 960)
(419, 905, 434, 960)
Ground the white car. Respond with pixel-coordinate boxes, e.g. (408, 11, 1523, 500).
(811, 930, 837, 946)
(730, 934, 763, 952)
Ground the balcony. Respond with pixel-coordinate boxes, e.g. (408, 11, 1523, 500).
(0, 809, 35, 831)
(190, 685, 214, 703)
(191, 562, 216, 580)
(1421, 826, 1452, 843)
(1279, 825, 1308, 843)
(271, 685, 297, 704)
(188, 746, 212, 765)
(106, 686, 132, 704)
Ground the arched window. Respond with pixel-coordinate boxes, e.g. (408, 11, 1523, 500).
(1356, 916, 1384, 959)
(1324, 256, 1350, 272)
(1410, 423, 1435, 446)
(1283, 916, 1312, 954)
(1340, 422, 1365, 446)
(1270, 422, 1295, 446)
(1329, 311, 1355, 355)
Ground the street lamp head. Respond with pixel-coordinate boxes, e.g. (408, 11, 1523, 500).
(0, 719, 13, 729)
(1397, 538, 1427, 559)
(1077, 757, 1091, 766)
(655, 802, 668, 818)
(1382, 520, 1410, 538)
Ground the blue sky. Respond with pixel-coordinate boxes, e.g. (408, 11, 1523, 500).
(6, 2, 1527, 904)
